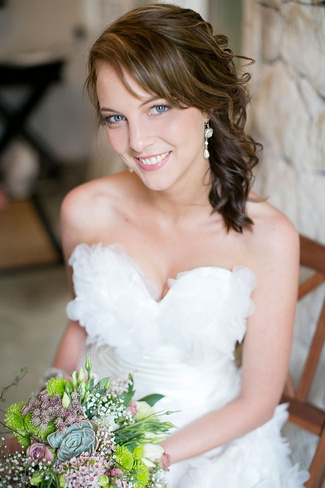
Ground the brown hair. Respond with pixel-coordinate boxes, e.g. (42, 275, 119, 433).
(86, 3, 262, 232)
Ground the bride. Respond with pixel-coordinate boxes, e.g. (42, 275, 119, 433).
(52, 4, 308, 486)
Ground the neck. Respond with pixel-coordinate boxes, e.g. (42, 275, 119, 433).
(145, 170, 212, 224)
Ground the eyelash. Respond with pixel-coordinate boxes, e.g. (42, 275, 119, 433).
(104, 114, 125, 125)
(150, 104, 171, 115)
(103, 104, 171, 126)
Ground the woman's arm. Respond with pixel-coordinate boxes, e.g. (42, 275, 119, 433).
(161, 216, 299, 465)
(51, 320, 87, 374)
(50, 185, 96, 373)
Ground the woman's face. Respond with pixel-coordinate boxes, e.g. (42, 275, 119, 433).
(96, 62, 209, 192)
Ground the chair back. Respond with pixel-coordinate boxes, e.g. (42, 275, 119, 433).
(283, 235, 325, 488)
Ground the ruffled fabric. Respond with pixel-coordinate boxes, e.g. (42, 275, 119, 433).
(172, 404, 309, 488)
(67, 243, 160, 356)
(67, 242, 309, 488)
(67, 243, 256, 364)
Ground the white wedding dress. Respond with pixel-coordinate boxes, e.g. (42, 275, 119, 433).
(67, 243, 309, 488)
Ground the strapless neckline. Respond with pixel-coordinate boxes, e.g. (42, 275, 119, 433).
(67, 241, 257, 360)
(71, 242, 256, 304)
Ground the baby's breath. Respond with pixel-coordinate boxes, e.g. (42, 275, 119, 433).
(1, 358, 170, 487)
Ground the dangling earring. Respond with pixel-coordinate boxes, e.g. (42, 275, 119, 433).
(204, 121, 213, 159)
(128, 167, 134, 173)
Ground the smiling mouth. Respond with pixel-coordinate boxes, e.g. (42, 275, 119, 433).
(137, 151, 170, 166)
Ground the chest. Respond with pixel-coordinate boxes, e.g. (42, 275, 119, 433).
(67, 243, 256, 365)
(111, 228, 249, 301)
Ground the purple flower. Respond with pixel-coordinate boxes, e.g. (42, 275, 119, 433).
(26, 442, 54, 462)
(31, 415, 41, 426)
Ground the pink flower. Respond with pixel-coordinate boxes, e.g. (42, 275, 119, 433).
(127, 400, 137, 416)
(26, 442, 54, 462)
(110, 468, 127, 487)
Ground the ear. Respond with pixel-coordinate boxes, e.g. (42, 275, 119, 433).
(201, 110, 210, 123)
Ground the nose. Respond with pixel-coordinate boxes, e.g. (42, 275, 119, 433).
(128, 120, 153, 154)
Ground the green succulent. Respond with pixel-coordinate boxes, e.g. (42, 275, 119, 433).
(47, 419, 98, 461)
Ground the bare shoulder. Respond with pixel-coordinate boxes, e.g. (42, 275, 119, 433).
(60, 171, 135, 258)
(246, 195, 299, 274)
(61, 172, 125, 220)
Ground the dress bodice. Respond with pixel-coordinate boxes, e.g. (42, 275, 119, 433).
(66, 244, 309, 487)
(67, 242, 256, 367)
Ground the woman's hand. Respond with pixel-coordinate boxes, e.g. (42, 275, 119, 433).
(160, 452, 171, 471)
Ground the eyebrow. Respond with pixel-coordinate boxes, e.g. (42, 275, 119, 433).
(100, 95, 161, 113)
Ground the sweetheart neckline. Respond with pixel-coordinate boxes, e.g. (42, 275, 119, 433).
(71, 242, 257, 304)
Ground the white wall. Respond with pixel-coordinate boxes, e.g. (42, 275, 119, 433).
(158, 0, 208, 19)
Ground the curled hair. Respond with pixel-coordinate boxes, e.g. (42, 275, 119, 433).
(86, 3, 262, 232)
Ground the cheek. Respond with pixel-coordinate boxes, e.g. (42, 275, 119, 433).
(168, 111, 204, 148)
(106, 128, 126, 154)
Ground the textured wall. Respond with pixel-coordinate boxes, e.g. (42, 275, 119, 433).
(243, 0, 325, 237)
(243, 0, 325, 467)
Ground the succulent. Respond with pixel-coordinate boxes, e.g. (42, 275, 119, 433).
(47, 419, 98, 461)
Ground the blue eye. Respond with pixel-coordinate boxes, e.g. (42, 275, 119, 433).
(104, 114, 125, 125)
(151, 105, 170, 115)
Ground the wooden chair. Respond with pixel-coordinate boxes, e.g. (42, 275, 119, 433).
(282, 234, 325, 488)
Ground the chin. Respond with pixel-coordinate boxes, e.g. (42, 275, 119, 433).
(138, 174, 173, 192)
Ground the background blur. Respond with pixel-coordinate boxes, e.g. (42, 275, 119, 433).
(0, 0, 324, 472)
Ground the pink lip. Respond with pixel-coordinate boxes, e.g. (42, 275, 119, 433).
(134, 151, 171, 171)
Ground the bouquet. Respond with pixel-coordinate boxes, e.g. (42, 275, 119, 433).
(0, 357, 174, 487)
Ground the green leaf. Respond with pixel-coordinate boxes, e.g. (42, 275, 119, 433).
(138, 393, 164, 407)
(97, 377, 110, 390)
(64, 382, 72, 395)
(86, 376, 95, 391)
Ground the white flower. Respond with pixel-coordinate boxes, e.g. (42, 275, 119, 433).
(142, 443, 164, 468)
(134, 401, 155, 420)
(62, 392, 71, 409)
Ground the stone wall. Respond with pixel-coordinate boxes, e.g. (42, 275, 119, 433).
(243, 0, 325, 467)
(243, 0, 325, 233)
